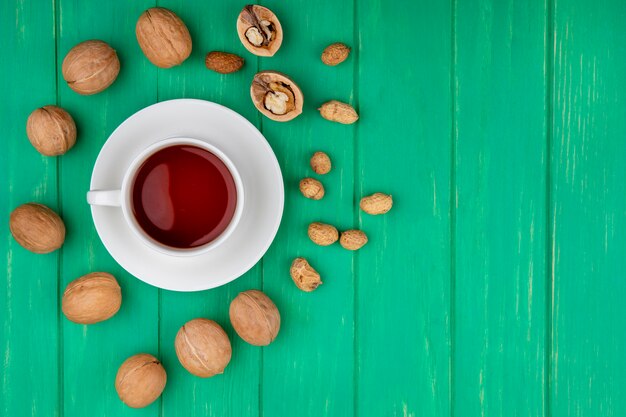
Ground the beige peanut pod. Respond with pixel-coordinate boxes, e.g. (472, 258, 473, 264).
(310, 151, 331, 175)
(290, 258, 322, 292)
(307, 222, 339, 246)
(360, 193, 393, 215)
(299, 178, 325, 200)
(340, 230, 368, 251)
(318, 100, 359, 124)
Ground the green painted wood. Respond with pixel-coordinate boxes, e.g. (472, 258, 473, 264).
(356, 1, 451, 416)
(453, 1, 548, 416)
(5, 1, 626, 416)
(0, 1, 59, 416)
(155, 1, 262, 416)
(258, 1, 356, 416)
(56, 1, 160, 416)
(551, 0, 626, 415)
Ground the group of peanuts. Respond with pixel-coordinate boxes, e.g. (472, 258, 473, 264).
(289, 151, 393, 292)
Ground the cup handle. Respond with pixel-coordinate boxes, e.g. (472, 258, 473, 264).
(86, 190, 122, 207)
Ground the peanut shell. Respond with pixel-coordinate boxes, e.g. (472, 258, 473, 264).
(360, 193, 393, 215)
(307, 222, 339, 246)
(310, 151, 331, 175)
(321, 42, 351, 66)
(340, 230, 368, 251)
(319, 100, 359, 124)
(290, 258, 322, 292)
(299, 178, 325, 200)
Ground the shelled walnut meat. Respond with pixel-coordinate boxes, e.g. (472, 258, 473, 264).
(116, 353, 167, 408)
(9, 203, 65, 253)
(175, 318, 232, 377)
(136, 7, 192, 68)
(230, 290, 280, 346)
(62, 272, 122, 324)
(251, 71, 303, 121)
(62, 40, 120, 95)
(26, 105, 76, 156)
(237, 5, 283, 57)
(290, 258, 322, 292)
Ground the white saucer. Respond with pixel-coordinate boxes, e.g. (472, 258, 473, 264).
(88, 99, 284, 291)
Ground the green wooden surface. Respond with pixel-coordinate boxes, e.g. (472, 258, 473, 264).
(2, 0, 626, 416)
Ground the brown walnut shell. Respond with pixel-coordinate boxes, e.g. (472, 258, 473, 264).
(26, 106, 76, 156)
(237, 5, 283, 57)
(251, 71, 303, 122)
(62, 272, 122, 324)
(9, 203, 65, 253)
(62, 40, 120, 95)
(175, 318, 232, 378)
(229, 290, 280, 346)
(136, 8, 192, 68)
(115, 353, 167, 408)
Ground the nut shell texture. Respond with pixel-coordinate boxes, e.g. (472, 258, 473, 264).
(26, 106, 76, 156)
(237, 5, 283, 57)
(299, 178, 325, 200)
(340, 230, 368, 251)
(9, 203, 65, 253)
(205, 51, 244, 74)
(115, 353, 166, 408)
(319, 100, 359, 124)
(62, 272, 121, 324)
(321, 42, 351, 66)
(230, 290, 280, 346)
(175, 318, 232, 377)
(251, 71, 303, 122)
(136, 8, 192, 68)
(310, 151, 331, 174)
(307, 222, 339, 246)
(62, 40, 120, 95)
(290, 258, 322, 292)
(360, 193, 393, 215)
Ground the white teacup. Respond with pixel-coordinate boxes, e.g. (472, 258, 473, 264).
(86, 137, 244, 257)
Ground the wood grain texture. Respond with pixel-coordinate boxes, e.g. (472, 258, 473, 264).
(57, 1, 160, 416)
(259, 1, 356, 416)
(356, 1, 452, 416)
(156, 1, 262, 416)
(0, 1, 59, 416)
(551, 0, 626, 415)
(453, 1, 548, 415)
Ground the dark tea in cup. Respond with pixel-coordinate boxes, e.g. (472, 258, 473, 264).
(131, 144, 237, 249)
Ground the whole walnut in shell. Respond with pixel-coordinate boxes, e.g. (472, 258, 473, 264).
(26, 106, 76, 156)
(290, 258, 322, 292)
(299, 178, 325, 200)
(237, 5, 283, 57)
(310, 151, 331, 175)
(175, 318, 232, 378)
(62, 272, 121, 324)
(251, 71, 303, 122)
(230, 290, 280, 346)
(62, 40, 120, 95)
(9, 203, 65, 253)
(307, 222, 339, 246)
(136, 8, 192, 68)
(115, 353, 166, 408)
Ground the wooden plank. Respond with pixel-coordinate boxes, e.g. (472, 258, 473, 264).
(0, 1, 59, 416)
(258, 0, 355, 416)
(355, 0, 451, 416)
(453, 1, 548, 415)
(156, 1, 262, 416)
(56, 1, 160, 416)
(551, 1, 626, 415)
